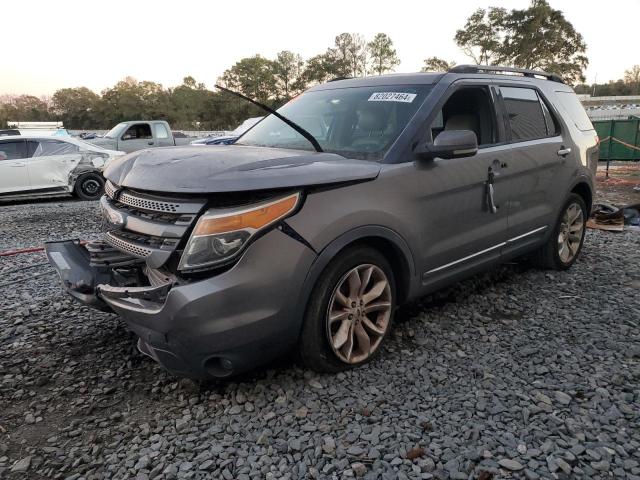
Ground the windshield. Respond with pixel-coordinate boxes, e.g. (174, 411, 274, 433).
(237, 85, 432, 160)
(104, 122, 127, 139)
(232, 117, 263, 136)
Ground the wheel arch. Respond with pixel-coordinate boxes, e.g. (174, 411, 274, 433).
(292, 225, 416, 336)
(570, 180, 593, 213)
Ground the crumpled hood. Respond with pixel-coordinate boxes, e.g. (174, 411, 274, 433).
(104, 145, 381, 193)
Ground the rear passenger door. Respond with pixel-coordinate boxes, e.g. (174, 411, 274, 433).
(0, 139, 30, 193)
(27, 139, 81, 192)
(495, 85, 569, 255)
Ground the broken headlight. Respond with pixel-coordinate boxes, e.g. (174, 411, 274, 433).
(178, 192, 300, 272)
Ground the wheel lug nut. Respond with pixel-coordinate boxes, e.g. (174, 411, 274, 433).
(351, 302, 356, 307)
(348, 314, 353, 319)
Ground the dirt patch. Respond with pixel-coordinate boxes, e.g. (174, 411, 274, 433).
(596, 161, 640, 205)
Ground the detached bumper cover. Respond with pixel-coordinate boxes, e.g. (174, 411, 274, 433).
(45, 240, 113, 311)
(45, 229, 316, 378)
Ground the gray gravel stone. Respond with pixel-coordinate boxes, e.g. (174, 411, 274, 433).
(498, 459, 524, 471)
(1, 201, 638, 480)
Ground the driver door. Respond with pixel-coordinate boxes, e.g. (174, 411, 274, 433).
(405, 82, 512, 288)
(120, 123, 155, 152)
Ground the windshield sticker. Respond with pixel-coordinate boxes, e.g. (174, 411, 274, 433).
(368, 92, 417, 103)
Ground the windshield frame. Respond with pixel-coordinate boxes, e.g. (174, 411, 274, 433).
(235, 84, 434, 162)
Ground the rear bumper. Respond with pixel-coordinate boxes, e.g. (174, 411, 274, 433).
(46, 230, 316, 379)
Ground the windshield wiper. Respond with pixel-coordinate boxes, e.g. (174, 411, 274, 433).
(215, 84, 323, 153)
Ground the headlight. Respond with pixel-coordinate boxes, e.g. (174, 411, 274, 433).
(178, 192, 300, 272)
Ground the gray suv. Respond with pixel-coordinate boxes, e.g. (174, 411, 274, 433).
(47, 65, 598, 379)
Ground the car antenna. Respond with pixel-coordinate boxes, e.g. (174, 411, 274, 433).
(215, 84, 323, 153)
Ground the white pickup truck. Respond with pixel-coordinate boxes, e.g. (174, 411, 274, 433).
(87, 120, 193, 153)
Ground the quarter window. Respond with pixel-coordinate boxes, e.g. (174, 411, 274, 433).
(555, 91, 594, 131)
(0, 140, 27, 160)
(501, 87, 549, 142)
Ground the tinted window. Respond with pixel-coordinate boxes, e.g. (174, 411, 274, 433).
(501, 87, 548, 141)
(31, 139, 79, 157)
(0, 140, 27, 160)
(556, 91, 594, 131)
(122, 124, 152, 140)
(540, 99, 558, 136)
(156, 123, 169, 139)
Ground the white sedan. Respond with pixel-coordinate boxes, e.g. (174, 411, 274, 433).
(0, 136, 124, 201)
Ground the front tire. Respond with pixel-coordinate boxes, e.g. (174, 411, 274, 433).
(535, 193, 587, 270)
(74, 173, 105, 201)
(299, 246, 396, 372)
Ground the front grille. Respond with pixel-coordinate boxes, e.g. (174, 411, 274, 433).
(102, 182, 206, 267)
(117, 191, 181, 212)
(105, 181, 203, 214)
(105, 180, 116, 198)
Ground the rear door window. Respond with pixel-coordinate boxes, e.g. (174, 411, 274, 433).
(500, 87, 548, 142)
(0, 140, 27, 160)
(31, 139, 79, 157)
(555, 91, 594, 131)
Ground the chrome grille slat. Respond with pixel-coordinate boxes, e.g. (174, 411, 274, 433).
(105, 232, 153, 258)
(104, 181, 204, 214)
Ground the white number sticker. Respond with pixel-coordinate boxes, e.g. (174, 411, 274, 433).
(368, 92, 417, 103)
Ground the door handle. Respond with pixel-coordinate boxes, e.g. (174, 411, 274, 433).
(10, 162, 26, 167)
(557, 147, 571, 157)
(148, 141, 154, 145)
(485, 167, 498, 214)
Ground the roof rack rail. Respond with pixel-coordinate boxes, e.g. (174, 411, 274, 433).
(328, 76, 352, 82)
(449, 64, 564, 84)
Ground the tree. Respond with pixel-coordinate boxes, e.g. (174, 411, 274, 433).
(52, 87, 101, 129)
(421, 57, 456, 72)
(274, 51, 305, 100)
(367, 33, 400, 75)
(624, 65, 640, 93)
(498, 0, 588, 84)
(455, 1, 588, 84)
(168, 77, 212, 129)
(334, 33, 368, 77)
(455, 8, 505, 65)
(218, 55, 278, 104)
(302, 50, 350, 85)
(99, 77, 169, 125)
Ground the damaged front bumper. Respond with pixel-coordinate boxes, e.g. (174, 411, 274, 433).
(45, 230, 316, 379)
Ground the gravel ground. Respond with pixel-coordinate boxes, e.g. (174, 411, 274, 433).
(0, 199, 639, 480)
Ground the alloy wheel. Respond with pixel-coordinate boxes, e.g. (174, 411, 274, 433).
(326, 264, 392, 364)
(558, 202, 584, 263)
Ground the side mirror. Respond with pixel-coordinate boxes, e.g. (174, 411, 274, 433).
(415, 130, 478, 160)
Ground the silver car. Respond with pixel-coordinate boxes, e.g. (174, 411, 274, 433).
(47, 65, 598, 379)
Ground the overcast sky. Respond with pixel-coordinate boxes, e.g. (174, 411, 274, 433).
(3, 0, 636, 96)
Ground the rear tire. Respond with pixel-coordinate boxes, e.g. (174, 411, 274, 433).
(535, 193, 587, 270)
(74, 173, 105, 201)
(298, 246, 396, 372)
